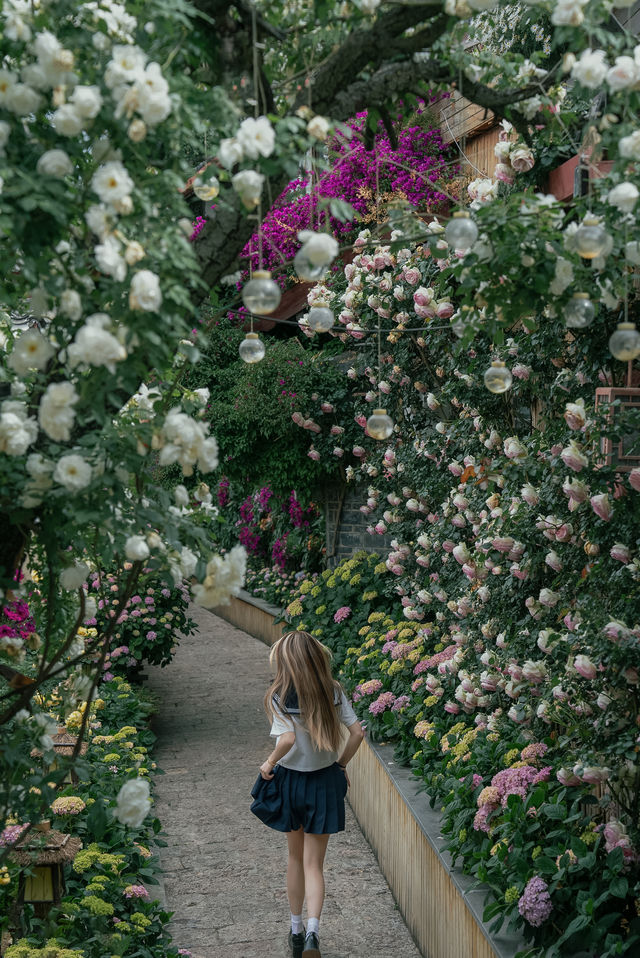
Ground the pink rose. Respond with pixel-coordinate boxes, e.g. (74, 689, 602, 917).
(574, 654, 597, 679)
(307, 448, 320, 461)
(629, 468, 640, 492)
(402, 267, 421, 286)
(590, 493, 612, 521)
(494, 162, 514, 185)
(610, 543, 631, 563)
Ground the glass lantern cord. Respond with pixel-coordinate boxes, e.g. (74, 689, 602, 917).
(251, 1, 264, 270)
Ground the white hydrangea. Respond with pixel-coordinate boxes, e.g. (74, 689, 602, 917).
(38, 381, 79, 442)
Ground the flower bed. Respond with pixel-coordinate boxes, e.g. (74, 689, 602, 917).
(0, 676, 192, 958)
(282, 551, 640, 957)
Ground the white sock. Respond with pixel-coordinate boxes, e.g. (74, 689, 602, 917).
(291, 913, 304, 934)
(307, 917, 320, 936)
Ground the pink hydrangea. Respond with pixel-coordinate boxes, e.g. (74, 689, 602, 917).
(518, 876, 552, 927)
(369, 691, 396, 715)
(334, 606, 351, 623)
(123, 884, 150, 900)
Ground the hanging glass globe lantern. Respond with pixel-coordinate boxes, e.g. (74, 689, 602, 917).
(307, 304, 335, 332)
(564, 292, 596, 329)
(609, 322, 640, 361)
(366, 408, 394, 440)
(193, 175, 220, 201)
(484, 360, 513, 394)
(574, 217, 609, 260)
(241, 270, 281, 315)
(444, 211, 478, 251)
(293, 249, 328, 283)
(238, 332, 266, 364)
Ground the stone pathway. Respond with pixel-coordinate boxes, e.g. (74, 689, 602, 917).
(147, 606, 422, 958)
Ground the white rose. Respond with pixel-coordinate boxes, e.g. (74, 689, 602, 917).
(174, 484, 190, 507)
(128, 118, 147, 142)
(360, 0, 381, 11)
(51, 104, 84, 136)
(510, 146, 535, 172)
(124, 535, 150, 561)
(129, 269, 162, 311)
(53, 453, 92, 492)
(236, 115, 275, 159)
(69, 84, 103, 120)
(38, 381, 79, 441)
(6, 83, 42, 116)
(549, 256, 574, 296)
(8, 328, 55, 376)
(571, 48, 608, 88)
(95, 235, 127, 281)
(619, 130, 640, 161)
(607, 56, 638, 92)
(124, 241, 145, 266)
(231, 169, 264, 208)
(0, 401, 38, 456)
(37, 148, 73, 178)
(67, 313, 127, 374)
(307, 115, 330, 140)
(607, 182, 639, 213)
(104, 44, 147, 88)
(503, 436, 526, 459)
(60, 561, 90, 591)
(0, 120, 9, 153)
(92, 160, 134, 203)
(85, 203, 113, 239)
(217, 137, 243, 168)
(114, 777, 152, 828)
(297, 230, 339, 267)
(552, 0, 587, 26)
(60, 288, 83, 321)
(626, 241, 640, 265)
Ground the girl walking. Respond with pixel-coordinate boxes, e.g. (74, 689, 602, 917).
(250, 630, 364, 958)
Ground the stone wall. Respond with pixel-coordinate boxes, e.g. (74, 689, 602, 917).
(324, 483, 393, 567)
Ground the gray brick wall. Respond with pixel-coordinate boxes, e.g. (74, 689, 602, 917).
(324, 483, 393, 568)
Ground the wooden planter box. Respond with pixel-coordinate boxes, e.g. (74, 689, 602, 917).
(218, 591, 528, 958)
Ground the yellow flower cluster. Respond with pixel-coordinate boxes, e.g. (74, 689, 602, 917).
(286, 599, 303, 617)
(299, 580, 314, 594)
(362, 590, 378, 601)
(502, 748, 520, 766)
(368, 612, 386, 624)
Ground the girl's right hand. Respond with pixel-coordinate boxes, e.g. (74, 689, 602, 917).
(260, 760, 275, 780)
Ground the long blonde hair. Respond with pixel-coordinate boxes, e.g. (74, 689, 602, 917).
(265, 630, 343, 752)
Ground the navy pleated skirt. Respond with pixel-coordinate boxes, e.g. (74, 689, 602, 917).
(250, 762, 348, 834)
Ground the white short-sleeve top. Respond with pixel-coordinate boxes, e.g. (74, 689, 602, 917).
(270, 687, 358, 772)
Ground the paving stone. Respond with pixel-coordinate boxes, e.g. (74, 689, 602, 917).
(147, 606, 422, 958)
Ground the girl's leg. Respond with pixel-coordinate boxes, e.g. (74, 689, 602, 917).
(286, 827, 305, 915)
(302, 833, 330, 920)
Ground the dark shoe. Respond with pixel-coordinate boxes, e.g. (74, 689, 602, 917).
(288, 929, 305, 958)
(302, 931, 321, 957)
